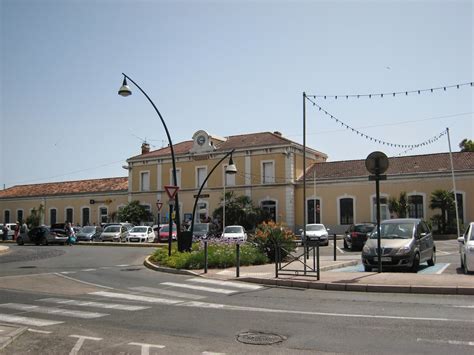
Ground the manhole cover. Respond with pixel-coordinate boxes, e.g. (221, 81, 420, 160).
(237, 331, 286, 345)
(19, 266, 36, 269)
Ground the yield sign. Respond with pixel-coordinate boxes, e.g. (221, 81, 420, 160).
(156, 202, 163, 211)
(164, 185, 179, 200)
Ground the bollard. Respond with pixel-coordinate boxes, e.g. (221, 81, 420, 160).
(316, 240, 320, 280)
(333, 233, 337, 261)
(236, 243, 240, 278)
(275, 244, 279, 278)
(204, 240, 208, 274)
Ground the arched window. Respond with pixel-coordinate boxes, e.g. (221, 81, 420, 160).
(307, 199, 321, 224)
(82, 207, 90, 226)
(261, 200, 277, 222)
(50, 208, 57, 225)
(339, 198, 354, 225)
(408, 195, 424, 218)
(66, 208, 73, 224)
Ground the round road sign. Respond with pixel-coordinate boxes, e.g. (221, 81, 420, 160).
(365, 151, 389, 175)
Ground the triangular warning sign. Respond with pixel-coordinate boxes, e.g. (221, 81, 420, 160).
(164, 185, 179, 199)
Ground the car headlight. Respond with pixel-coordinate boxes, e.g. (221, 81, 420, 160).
(395, 246, 411, 255)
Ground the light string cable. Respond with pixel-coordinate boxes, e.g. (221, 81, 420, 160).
(305, 96, 448, 150)
(307, 81, 473, 100)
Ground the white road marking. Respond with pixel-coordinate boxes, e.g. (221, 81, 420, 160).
(451, 305, 474, 308)
(115, 264, 130, 267)
(54, 272, 114, 289)
(0, 313, 63, 326)
(216, 270, 272, 277)
(28, 328, 52, 334)
(129, 286, 207, 300)
(436, 263, 450, 274)
(160, 282, 236, 294)
(177, 301, 474, 323)
(38, 298, 150, 311)
(0, 303, 108, 319)
(80, 269, 96, 272)
(59, 271, 77, 275)
(336, 246, 345, 254)
(186, 278, 263, 290)
(417, 338, 474, 346)
(202, 352, 226, 355)
(69, 335, 102, 355)
(129, 342, 165, 355)
(90, 291, 183, 305)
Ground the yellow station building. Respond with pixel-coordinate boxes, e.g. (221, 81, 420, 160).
(1, 130, 473, 232)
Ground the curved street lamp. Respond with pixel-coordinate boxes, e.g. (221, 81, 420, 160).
(189, 150, 236, 240)
(118, 74, 181, 254)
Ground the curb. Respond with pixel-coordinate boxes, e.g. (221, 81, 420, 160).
(143, 256, 201, 277)
(0, 325, 27, 350)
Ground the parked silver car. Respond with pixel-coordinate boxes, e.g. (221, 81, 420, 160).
(458, 221, 474, 274)
(76, 226, 103, 242)
(362, 218, 436, 272)
(100, 225, 129, 242)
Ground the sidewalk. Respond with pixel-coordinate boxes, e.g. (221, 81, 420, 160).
(144, 255, 474, 296)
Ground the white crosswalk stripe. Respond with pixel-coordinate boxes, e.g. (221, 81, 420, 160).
(186, 278, 263, 290)
(0, 313, 64, 327)
(38, 298, 150, 311)
(0, 303, 108, 319)
(128, 287, 207, 300)
(89, 291, 183, 304)
(160, 282, 236, 295)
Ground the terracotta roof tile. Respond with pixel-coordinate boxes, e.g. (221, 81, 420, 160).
(0, 177, 128, 199)
(302, 152, 474, 181)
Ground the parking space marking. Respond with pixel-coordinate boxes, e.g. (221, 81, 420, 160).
(69, 335, 102, 355)
(330, 263, 450, 274)
(28, 328, 52, 334)
(128, 342, 165, 355)
(186, 278, 263, 290)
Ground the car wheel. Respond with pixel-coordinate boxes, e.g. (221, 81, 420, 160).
(41, 236, 48, 246)
(427, 248, 436, 266)
(411, 253, 420, 273)
(364, 265, 372, 272)
(464, 257, 470, 275)
(16, 237, 24, 246)
(460, 256, 464, 268)
(343, 239, 348, 249)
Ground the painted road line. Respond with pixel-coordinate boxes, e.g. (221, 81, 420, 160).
(80, 269, 97, 272)
(177, 301, 474, 323)
(38, 298, 150, 311)
(28, 328, 52, 334)
(60, 271, 77, 275)
(160, 282, 236, 295)
(435, 263, 450, 274)
(0, 303, 108, 319)
(89, 291, 183, 305)
(330, 264, 365, 272)
(336, 246, 345, 254)
(115, 264, 130, 267)
(417, 338, 474, 346)
(129, 287, 207, 300)
(418, 263, 449, 274)
(0, 314, 63, 327)
(128, 342, 165, 355)
(186, 278, 263, 290)
(70, 335, 102, 355)
(54, 273, 114, 290)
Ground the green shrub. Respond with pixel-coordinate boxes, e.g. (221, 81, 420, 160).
(250, 221, 297, 261)
(150, 240, 268, 269)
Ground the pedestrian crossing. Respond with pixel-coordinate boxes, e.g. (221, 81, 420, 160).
(0, 277, 265, 329)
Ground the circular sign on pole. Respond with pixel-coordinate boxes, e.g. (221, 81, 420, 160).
(365, 151, 389, 175)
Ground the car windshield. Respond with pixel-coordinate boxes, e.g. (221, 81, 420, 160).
(371, 223, 415, 239)
(354, 225, 374, 233)
(104, 226, 120, 233)
(194, 224, 208, 232)
(306, 225, 325, 231)
(81, 227, 95, 233)
(131, 227, 148, 233)
(224, 226, 243, 233)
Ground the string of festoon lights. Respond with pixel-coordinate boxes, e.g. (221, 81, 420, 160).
(307, 81, 473, 100)
(305, 95, 448, 150)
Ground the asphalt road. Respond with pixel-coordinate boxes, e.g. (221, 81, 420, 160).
(0, 243, 473, 354)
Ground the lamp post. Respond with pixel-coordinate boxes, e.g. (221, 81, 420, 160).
(118, 74, 181, 248)
(222, 154, 237, 232)
(189, 150, 236, 239)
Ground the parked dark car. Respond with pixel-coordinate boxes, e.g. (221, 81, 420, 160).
(190, 223, 219, 240)
(344, 223, 375, 251)
(76, 226, 102, 242)
(16, 226, 68, 246)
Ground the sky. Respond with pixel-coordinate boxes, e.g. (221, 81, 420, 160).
(1, 0, 473, 189)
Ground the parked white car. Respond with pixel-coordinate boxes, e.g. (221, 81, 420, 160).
(458, 222, 474, 274)
(221, 225, 247, 242)
(300, 224, 329, 246)
(126, 226, 154, 243)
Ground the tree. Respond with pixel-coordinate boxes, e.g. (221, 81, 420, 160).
(26, 204, 45, 228)
(429, 189, 454, 234)
(212, 192, 270, 231)
(459, 138, 474, 152)
(117, 200, 153, 225)
(388, 192, 408, 218)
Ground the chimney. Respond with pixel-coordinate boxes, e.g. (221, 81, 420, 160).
(273, 131, 282, 136)
(141, 142, 150, 154)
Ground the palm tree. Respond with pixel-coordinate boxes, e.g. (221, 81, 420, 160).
(459, 138, 474, 152)
(388, 192, 408, 218)
(429, 190, 454, 234)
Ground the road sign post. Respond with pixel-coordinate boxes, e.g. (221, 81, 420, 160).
(365, 151, 389, 273)
(164, 187, 179, 257)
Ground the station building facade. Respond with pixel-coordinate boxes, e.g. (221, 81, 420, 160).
(1, 130, 473, 232)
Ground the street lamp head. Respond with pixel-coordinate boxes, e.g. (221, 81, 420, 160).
(118, 77, 132, 97)
(226, 155, 237, 174)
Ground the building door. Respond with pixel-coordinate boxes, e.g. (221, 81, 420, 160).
(307, 199, 321, 224)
